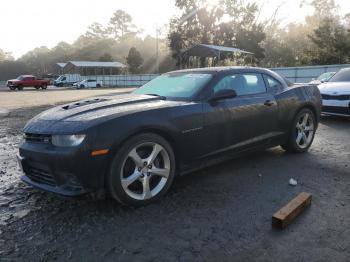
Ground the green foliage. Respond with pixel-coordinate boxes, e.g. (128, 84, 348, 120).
(108, 10, 138, 40)
(0, 49, 14, 62)
(1, 0, 350, 80)
(127, 47, 144, 73)
(99, 53, 113, 62)
(261, 0, 350, 67)
(309, 18, 350, 64)
(0, 60, 29, 80)
(169, 0, 266, 67)
(85, 23, 109, 40)
(0, 9, 175, 78)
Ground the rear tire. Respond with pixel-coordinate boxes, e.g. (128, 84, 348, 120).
(107, 133, 176, 206)
(281, 108, 317, 153)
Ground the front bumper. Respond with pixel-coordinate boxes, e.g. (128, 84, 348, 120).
(322, 99, 350, 116)
(17, 141, 110, 197)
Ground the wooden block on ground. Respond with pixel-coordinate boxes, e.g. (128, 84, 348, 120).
(272, 192, 312, 229)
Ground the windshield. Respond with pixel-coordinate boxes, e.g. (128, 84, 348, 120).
(329, 69, 350, 82)
(317, 72, 335, 81)
(133, 72, 213, 99)
(16, 75, 24, 80)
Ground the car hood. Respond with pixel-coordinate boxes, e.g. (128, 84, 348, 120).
(24, 94, 185, 134)
(7, 79, 19, 82)
(318, 82, 350, 94)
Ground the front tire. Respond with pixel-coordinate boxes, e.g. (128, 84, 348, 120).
(281, 108, 317, 153)
(107, 133, 176, 206)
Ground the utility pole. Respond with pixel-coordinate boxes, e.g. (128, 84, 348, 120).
(156, 26, 160, 74)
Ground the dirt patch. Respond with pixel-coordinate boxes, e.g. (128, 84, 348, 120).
(0, 87, 135, 110)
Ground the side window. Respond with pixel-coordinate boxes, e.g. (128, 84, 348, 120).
(214, 73, 266, 96)
(264, 75, 282, 93)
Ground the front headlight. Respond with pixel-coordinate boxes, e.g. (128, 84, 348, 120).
(51, 134, 86, 147)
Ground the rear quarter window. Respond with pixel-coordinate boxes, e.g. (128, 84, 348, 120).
(264, 75, 283, 93)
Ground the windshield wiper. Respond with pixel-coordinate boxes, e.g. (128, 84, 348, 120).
(145, 94, 166, 100)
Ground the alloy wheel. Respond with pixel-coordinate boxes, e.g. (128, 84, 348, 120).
(295, 112, 314, 149)
(120, 142, 170, 201)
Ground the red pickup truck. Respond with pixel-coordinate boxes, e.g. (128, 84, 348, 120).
(7, 75, 51, 90)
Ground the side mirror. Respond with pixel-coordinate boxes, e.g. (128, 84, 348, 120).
(209, 89, 237, 102)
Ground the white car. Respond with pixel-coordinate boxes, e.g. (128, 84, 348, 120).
(73, 79, 102, 89)
(309, 71, 336, 85)
(318, 68, 350, 117)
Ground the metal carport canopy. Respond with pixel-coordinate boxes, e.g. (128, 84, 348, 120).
(56, 62, 67, 68)
(65, 61, 127, 69)
(182, 44, 254, 57)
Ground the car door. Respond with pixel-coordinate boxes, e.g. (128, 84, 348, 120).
(89, 80, 96, 88)
(31, 77, 37, 86)
(23, 77, 32, 87)
(202, 72, 279, 156)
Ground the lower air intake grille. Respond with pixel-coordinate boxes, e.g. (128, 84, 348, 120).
(322, 94, 350, 100)
(26, 167, 56, 186)
(322, 105, 350, 115)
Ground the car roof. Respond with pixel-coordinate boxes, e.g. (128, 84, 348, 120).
(167, 66, 277, 74)
(339, 67, 350, 72)
(166, 66, 291, 87)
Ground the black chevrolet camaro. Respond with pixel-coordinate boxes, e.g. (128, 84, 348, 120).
(18, 67, 321, 206)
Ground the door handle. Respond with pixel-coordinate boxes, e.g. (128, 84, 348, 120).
(264, 100, 274, 106)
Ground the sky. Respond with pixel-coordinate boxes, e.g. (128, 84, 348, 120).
(1, 0, 350, 58)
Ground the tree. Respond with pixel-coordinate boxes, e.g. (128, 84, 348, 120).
(19, 46, 51, 74)
(309, 18, 350, 64)
(0, 49, 14, 61)
(126, 47, 144, 73)
(85, 22, 109, 39)
(260, 0, 350, 67)
(99, 53, 113, 62)
(0, 60, 29, 80)
(0, 9, 174, 77)
(108, 10, 137, 40)
(0, 49, 6, 61)
(301, 0, 339, 20)
(168, 0, 266, 67)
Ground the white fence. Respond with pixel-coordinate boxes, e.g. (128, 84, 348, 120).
(80, 74, 159, 87)
(2, 64, 350, 88)
(271, 64, 350, 83)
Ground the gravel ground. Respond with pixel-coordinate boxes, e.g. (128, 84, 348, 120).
(0, 90, 349, 261)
